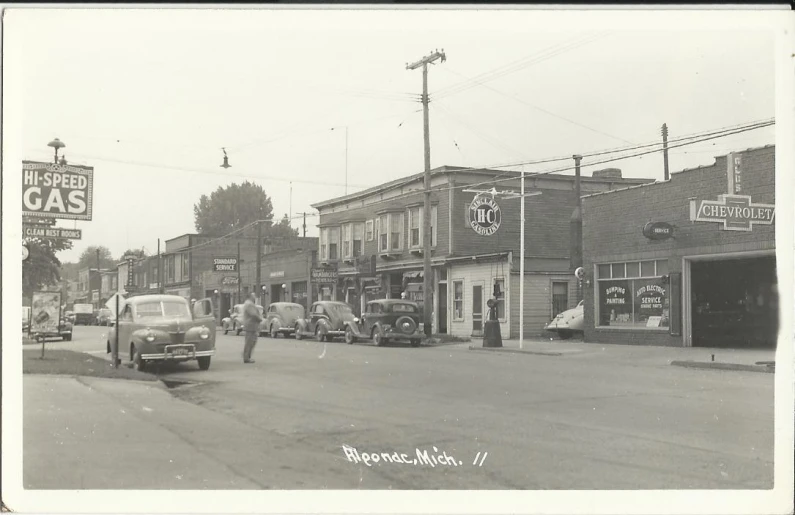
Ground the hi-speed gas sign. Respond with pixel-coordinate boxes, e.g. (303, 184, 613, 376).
(22, 161, 94, 221)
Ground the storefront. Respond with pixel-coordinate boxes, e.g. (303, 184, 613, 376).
(582, 146, 777, 348)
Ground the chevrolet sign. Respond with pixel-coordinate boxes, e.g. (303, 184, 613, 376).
(690, 195, 775, 232)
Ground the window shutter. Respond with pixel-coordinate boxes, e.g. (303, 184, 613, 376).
(669, 271, 682, 336)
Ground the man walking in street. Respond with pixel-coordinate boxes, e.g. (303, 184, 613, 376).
(242, 292, 262, 364)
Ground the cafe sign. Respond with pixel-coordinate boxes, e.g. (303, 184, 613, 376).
(469, 195, 501, 236)
(690, 195, 775, 232)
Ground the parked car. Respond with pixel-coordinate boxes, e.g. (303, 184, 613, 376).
(59, 317, 73, 341)
(106, 294, 216, 371)
(96, 308, 114, 326)
(294, 301, 358, 342)
(262, 302, 305, 338)
(64, 311, 76, 324)
(223, 303, 264, 335)
(544, 300, 584, 339)
(347, 299, 423, 347)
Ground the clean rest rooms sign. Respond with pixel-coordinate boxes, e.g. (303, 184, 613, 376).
(22, 161, 93, 221)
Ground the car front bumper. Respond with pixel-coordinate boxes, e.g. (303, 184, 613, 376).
(140, 342, 215, 361)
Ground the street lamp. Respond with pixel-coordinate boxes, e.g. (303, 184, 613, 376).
(48, 138, 65, 164)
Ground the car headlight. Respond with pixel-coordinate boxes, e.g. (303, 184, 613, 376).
(353, 317, 359, 323)
(145, 331, 156, 343)
(199, 327, 210, 340)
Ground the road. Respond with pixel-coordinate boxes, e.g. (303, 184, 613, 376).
(25, 325, 774, 489)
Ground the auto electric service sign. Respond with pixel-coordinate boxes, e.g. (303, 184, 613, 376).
(469, 195, 502, 236)
(22, 161, 94, 221)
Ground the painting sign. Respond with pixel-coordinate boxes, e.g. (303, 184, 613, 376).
(31, 291, 62, 335)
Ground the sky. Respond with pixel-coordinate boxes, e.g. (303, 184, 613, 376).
(8, 8, 782, 264)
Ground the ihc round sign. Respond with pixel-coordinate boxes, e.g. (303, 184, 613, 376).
(469, 195, 502, 236)
(22, 244, 30, 261)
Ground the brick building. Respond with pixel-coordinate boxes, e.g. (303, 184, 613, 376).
(312, 165, 649, 337)
(581, 145, 776, 348)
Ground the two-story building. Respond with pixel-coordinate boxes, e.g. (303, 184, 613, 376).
(581, 145, 776, 348)
(312, 165, 650, 337)
(76, 267, 104, 308)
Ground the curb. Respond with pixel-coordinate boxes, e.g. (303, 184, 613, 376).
(670, 360, 774, 374)
(468, 345, 563, 357)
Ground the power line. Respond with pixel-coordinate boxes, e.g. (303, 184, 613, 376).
(433, 32, 611, 99)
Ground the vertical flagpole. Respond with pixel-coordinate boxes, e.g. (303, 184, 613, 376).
(519, 167, 525, 349)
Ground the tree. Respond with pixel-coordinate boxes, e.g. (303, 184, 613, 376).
(23, 237, 73, 299)
(193, 182, 298, 239)
(77, 245, 115, 270)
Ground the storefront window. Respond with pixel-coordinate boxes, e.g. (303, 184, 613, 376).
(342, 224, 352, 259)
(319, 228, 328, 260)
(390, 213, 403, 251)
(352, 222, 364, 257)
(431, 205, 438, 247)
(596, 259, 669, 329)
(365, 220, 374, 242)
(453, 280, 464, 320)
(494, 278, 505, 320)
(409, 207, 421, 248)
(328, 227, 340, 260)
(378, 215, 389, 252)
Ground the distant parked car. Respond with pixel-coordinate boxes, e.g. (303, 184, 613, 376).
(348, 299, 423, 347)
(73, 303, 94, 325)
(262, 302, 305, 338)
(59, 317, 73, 341)
(64, 311, 76, 324)
(294, 301, 358, 342)
(544, 300, 584, 339)
(224, 303, 264, 335)
(96, 308, 113, 326)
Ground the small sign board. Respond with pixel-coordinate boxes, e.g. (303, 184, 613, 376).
(213, 257, 238, 272)
(646, 316, 663, 328)
(31, 291, 62, 334)
(269, 271, 285, 278)
(642, 222, 674, 241)
(221, 276, 239, 286)
(105, 292, 127, 317)
(22, 244, 29, 261)
(23, 226, 82, 240)
(23, 217, 56, 226)
(468, 195, 502, 236)
(311, 268, 338, 284)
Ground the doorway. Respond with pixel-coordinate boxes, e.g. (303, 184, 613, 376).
(438, 283, 448, 334)
(689, 255, 777, 348)
(472, 282, 483, 336)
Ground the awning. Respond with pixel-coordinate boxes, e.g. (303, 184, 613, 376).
(403, 271, 423, 279)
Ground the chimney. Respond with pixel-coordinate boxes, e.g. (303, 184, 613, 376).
(593, 168, 621, 179)
(592, 168, 623, 179)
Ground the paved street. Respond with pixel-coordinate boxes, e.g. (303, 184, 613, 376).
(25, 325, 774, 489)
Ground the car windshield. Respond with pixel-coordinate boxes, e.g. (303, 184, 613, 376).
(136, 301, 191, 319)
(281, 305, 304, 316)
(326, 303, 353, 317)
(389, 303, 417, 313)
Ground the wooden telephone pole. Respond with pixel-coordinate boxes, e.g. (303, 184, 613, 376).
(407, 49, 446, 337)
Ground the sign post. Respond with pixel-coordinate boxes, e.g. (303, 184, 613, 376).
(106, 292, 126, 369)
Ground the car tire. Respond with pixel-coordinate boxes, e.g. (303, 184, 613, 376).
(64, 334, 72, 342)
(316, 328, 326, 342)
(345, 327, 356, 345)
(295, 326, 303, 340)
(197, 356, 211, 371)
(133, 346, 147, 372)
(270, 325, 279, 339)
(373, 327, 386, 346)
(410, 339, 421, 347)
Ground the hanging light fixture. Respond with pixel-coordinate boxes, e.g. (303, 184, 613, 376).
(220, 148, 231, 169)
(47, 138, 66, 164)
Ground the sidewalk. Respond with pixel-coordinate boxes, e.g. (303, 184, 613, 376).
(468, 336, 777, 372)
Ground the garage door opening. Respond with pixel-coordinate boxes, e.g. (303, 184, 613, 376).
(691, 256, 777, 348)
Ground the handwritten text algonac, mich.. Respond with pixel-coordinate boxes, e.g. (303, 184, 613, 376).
(342, 444, 488, 467)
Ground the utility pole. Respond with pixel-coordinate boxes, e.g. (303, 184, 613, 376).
(302, 212, 307, 238)
(256, 221, 263, 304)
(571, 154, 584, 303)
(157, 239, 162, 294)
(407, 48, 446, 338)
(96, 248, 100, 308)
(662, 123, 670, 181)
(237, 242, 241, 304)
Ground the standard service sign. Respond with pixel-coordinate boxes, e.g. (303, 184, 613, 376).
(22, 161, 94, 221)
(469, 195, 501, 236)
